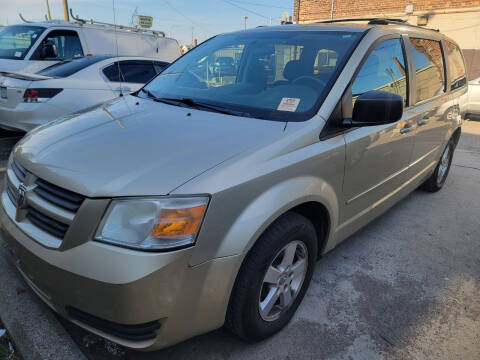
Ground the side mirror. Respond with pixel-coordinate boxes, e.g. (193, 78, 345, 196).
(345, 90, 403, 127)
(40, 41, 57, 59)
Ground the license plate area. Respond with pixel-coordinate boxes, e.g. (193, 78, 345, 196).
(0, 87, 7, 99)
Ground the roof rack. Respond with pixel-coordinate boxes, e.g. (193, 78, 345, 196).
(316, 17, 440, 32)
(69, 9, 166, 37)
(317, 18, 407, 24)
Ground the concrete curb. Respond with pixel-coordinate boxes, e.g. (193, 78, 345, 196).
(0, 233, 87, 360)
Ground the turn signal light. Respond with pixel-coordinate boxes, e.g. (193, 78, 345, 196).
(151, 205, 207, 238)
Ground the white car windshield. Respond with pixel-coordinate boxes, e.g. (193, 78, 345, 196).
(0, 25, 45, 60)
(140, 30, 362, 121)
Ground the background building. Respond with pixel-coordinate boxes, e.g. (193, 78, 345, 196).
(293, 0, 480, 79)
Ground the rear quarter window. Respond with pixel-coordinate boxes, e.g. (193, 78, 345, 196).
(153, 61, 169, 74)
(102, 63, 121, 82)
(444, 41, 467, 90)
(410, 38, 445, 103)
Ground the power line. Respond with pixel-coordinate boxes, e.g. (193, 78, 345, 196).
(162, 0, 214, 35)
(221, 0, 270, 20)
(227, 0, 290, 10)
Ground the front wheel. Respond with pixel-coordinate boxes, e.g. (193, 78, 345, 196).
(226, 212, 318, 341)
(421, 138, 455, 192)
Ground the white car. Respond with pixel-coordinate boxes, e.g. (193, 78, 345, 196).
(464, 77, 480, 119)
(0, 56, 168, 131)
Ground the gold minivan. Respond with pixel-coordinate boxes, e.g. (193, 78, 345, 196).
(0, 19, 467, 350)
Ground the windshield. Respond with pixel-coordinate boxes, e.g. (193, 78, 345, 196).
(140, 30, 362, 121)
(38, 56, 113, 78)
(0, 25, 45, 60)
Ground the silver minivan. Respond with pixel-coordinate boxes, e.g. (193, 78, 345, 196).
(0, 20, 467, 351)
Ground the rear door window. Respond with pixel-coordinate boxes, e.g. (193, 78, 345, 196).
(352, 38, 408, 106)
(444, 41, 467, 90)
(31, 30, 83, 61)
(119, 61, 157, 83)
(410, 38, 445, 102)
(102, 61, 159, 84)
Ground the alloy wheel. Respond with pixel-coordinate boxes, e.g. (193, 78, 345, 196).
(437, 145, 451, 185)
(258, 240, 308, 322)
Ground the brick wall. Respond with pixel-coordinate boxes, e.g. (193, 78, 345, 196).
(294, 0, 480, 22)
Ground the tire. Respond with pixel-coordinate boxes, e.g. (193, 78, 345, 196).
(421, 138, 455, 192)
(225, 212, 318, 341)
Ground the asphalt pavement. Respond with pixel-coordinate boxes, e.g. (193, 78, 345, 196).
(0, 122, 478, 360)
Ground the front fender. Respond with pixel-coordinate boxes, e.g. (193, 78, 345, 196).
(217, 176, 338, 259)
(189, 171, 341, 267)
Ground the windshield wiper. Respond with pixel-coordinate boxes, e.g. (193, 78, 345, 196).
(154, 97, 248, 117)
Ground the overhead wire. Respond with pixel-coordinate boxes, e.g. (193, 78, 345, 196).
(162, 0, 215, 36)
(227, 0, 290, 10)
(221, 0, 270, 20)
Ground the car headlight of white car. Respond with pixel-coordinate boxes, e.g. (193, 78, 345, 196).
(94, 196, 209, 251)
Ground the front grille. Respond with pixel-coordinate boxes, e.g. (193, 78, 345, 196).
(67, 307, 161, 341)
(26, 207, 69, 238)
(6, 183, 18, 206)
(12, 160, 26, 182)
(34, 178, 84, 212)
(6, 160, 86, 240)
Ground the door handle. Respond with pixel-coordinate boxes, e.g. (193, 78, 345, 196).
(418, 119, 429, 126)
(115, 87, 131, 92)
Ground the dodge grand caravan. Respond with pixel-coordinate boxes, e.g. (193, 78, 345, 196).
(0, 20, 467, 350)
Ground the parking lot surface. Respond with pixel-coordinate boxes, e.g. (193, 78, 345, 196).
(0, 122, 479, 360)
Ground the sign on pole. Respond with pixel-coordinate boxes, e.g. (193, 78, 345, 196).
(137, 15, 153, 29)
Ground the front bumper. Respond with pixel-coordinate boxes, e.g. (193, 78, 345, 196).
(0, 200, 243, 350)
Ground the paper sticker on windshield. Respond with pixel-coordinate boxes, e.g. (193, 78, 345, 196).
(14, 52, 22, 58)
(277, 98, 300, 112)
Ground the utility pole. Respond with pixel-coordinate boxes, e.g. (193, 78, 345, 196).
(62, 0, 70, 22)
(244, 16, 248, 30)
(296, 0, 301, 24)
(45, 0, 52, 20)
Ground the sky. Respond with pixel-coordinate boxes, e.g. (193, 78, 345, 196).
(3, 0, 294, 45)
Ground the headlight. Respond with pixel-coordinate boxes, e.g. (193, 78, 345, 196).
(94, 196, 209, 251)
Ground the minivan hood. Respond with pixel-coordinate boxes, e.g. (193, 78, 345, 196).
(13, 96, 285, 197)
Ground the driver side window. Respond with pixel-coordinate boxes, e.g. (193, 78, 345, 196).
(352, 38, 408, 107)
(31, 30, 83, 61)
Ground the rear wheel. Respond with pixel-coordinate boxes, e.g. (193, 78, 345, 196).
(421, 138, 455, 192)
(226, 212, 317, 341)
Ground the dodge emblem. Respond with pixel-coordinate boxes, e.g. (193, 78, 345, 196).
(17, 184, 27, 209)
